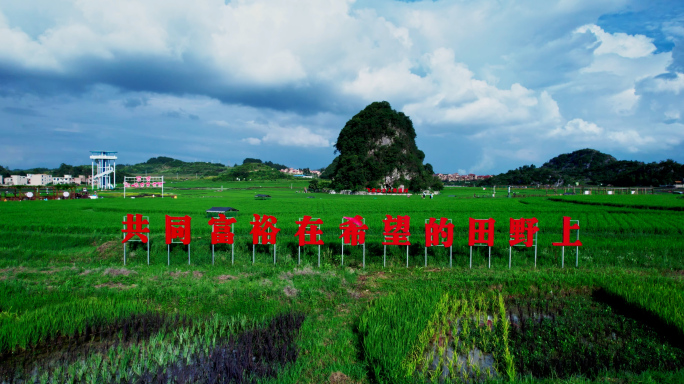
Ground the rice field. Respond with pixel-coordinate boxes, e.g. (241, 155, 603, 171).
(1, 181, 683, 383)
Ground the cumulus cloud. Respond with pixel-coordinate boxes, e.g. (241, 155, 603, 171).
(575, 24, 657, 58)
(0, 0, 682, 173)
(550, 118, 603, 137)
(243, 137, 261, 145)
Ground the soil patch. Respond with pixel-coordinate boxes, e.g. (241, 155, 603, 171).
(94, 283, 137, 289)
(102, 268, 137, 277)
(283, 286, 299, 297)
(96, 241, 119, 258)
(329, 371, 352, 384)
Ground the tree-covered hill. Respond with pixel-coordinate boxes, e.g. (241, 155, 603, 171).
(118, 156, 227, 177)
(326, 101, 442, 192)
(479, 149, 684, 187)
(214, 162, 295, 181)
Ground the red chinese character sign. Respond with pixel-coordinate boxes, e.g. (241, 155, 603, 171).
(425, 218, 454, 267)
(208, 214, 237, 265)
(250, 214, 280, 264)
(469, 218, 495, 269)
(295, 216, 324, 266)
(166, 215, 192, 265)
(552, 216, 582, 268)
(122, 214, 150, 243)
(508, 218, 539, 269)
(121, 214, 150, 265)
(340, 215, 368, 267)
(123, 176, 164, 198)
(382, 215, 411, 267)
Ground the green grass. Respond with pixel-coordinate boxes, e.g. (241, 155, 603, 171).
(1, 185, 684, 383)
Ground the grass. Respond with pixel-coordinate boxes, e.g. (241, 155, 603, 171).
(1, 183, 684, 383)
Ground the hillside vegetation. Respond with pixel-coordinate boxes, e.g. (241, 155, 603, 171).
(480, 148, 684, 187)
(214, 162, 295, 181)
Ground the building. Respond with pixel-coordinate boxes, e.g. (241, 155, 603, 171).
(8, 175, 27, 186)
(0, 176, 3, 185)
(29, 174, 53, 186)
(280, 168, 303, 175)
(52, 175, 74, 185)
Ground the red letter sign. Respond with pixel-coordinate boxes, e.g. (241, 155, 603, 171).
(509, 218, 539, 247)
(208, 214, 237, 245)
(425, 217, 454, 247)
(469, 218, 495, 246)
(165, 215, 192, 245)
(122, 214, 149, 243)
(294, 216, 324, 246)
(250, 214, 280, 245)
(382, 215, 411, 245)
(340, 215, 368, 245)
(552, 216, 582, 246)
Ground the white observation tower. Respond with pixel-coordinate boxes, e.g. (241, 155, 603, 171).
(90, 151, 117, 190)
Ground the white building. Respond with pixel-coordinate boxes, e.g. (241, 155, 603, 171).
(9, 175, 27, 186)
(29, 174, 53, 186)
(52, 175, 74, 185)
(0, 176, 3, 185)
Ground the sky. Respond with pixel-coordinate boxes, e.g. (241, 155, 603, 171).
(1, 0, 683, 174)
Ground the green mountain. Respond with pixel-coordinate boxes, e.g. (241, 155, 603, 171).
(327, 101, 442, 192)
(479, 148, 684, 187)
(118, 156, 227, 177)
(214, 162, 294, 181)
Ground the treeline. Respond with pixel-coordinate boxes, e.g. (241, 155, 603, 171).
(479, 149, 684, 187)
(119, 156, 227, 177)
(0, 163, 91, 178)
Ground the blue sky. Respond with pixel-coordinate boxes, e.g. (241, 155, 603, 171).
(1, 0, 683, 174)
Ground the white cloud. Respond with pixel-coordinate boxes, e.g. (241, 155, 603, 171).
(208, 120, 230, 127)
(0, 0, 683, 173)
(550, 118, 603, 137)
(609, 88, 640, 115)
(643, 73, 684, 94)
(575, 24, 656, 58)
(262, 126, 330, 147)
(243, 137, 261, 145)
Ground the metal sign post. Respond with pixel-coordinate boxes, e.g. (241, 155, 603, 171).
(253, 225, 276, 265)
(562, 220, 581, 268)
(298, 218, 321, 267)
(424, 219, 453, 268)
(508, 223, 538, 269)
(122, 215, 149, 265)
(211, 223, 235, 265)
(167, 235, 190, 266)
(470, 244, 491, 269)
(573, 220, 580, 268)
(341, 218, 366, 267)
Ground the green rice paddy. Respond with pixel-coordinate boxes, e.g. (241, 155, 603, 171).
(1, 180, 683, 383)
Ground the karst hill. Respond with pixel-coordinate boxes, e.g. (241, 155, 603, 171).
(327, 101, 442, 192)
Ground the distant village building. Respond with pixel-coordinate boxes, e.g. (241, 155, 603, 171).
(434, 173, 492, 182)
(29, 174, 53, 186)
(280, 168, 303, 175)
(0, 176, 3, 185)
(8, 175, 27, 186)
(52, 175, 74, 185)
